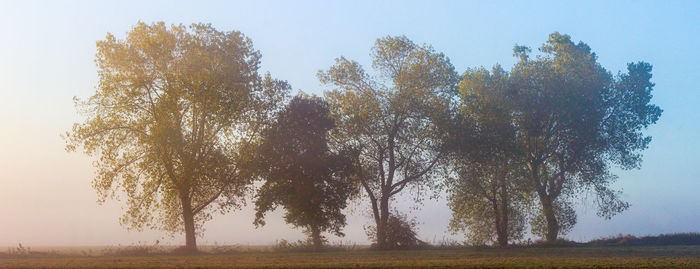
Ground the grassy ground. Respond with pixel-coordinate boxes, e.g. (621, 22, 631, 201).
(0, 245, 698, 268)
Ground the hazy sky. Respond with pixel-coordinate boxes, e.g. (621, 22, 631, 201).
(0, 0, 698, 246)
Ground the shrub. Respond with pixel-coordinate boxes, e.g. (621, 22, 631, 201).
(365, 211, 428, 250)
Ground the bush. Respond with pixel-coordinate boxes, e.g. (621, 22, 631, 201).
(103, 245, 166, 256)
(207, 245, 241, 255)
(0, 243, 54, 258)
(271, 239, 358, 252)
(528, 238, 581, 247)
(365, 211, 429, 250)
(272, 239, 316, 252)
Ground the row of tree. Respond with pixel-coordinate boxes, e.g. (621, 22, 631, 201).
(65, 22, 661, 252)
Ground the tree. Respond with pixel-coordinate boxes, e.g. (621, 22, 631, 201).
(319, 36, 458, 249)
(509, 33, 662, 242)
(252, 95, 356, 250)
(64, 22, 288, 252)
(445, 66, 530, 247)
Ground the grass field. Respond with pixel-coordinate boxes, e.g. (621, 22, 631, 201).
(0, 245, 698, 268)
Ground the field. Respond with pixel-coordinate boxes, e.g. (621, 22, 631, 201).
(0, 245, 698, 268)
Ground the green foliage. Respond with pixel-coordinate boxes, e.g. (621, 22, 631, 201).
(65, 22, 288, 251)
(447, 163, 530, 246)
(602, 62, 663, 170)
(252, 95, 356, 248)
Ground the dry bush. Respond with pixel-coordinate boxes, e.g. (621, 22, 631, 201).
(365, 211, 429, 250)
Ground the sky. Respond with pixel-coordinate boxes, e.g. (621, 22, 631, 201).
(0, 0, 698, 246)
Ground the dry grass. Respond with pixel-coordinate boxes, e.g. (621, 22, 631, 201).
(0, 245, 697, 268)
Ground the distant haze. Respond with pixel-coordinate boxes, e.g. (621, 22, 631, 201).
(0, 0, 698, 246)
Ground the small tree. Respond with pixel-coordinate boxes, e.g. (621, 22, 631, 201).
(65, 22, 288, 252)
(319, 36, 458, 249)
(253, 95, 356, 250)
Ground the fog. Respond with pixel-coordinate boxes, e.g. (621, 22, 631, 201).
(0, 0, 698, 246)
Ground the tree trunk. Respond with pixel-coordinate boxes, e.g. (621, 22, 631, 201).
(530, 162, 558, 243)
(493, 203, 507, 247)
(495, 165, 509, 248)
(181, 196, 198, 253)
(376, 197, 390, 250)
(540, 197, 559, 243)
(497, 184, 509, 247)
(496, 225, 508, 247)
(310, 225, 323, 251)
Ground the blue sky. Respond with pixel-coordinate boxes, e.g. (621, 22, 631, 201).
(0, 0, 698, 245)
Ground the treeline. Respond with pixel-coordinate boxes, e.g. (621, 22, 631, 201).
(586, 233, 700, 247)
(65, 22, 661, 252)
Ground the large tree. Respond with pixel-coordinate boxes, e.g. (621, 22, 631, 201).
(509, 33, 662, 242)
(319, 36, 458, 249)
(65, 22, 288, 252)
(446, 66, 531, 247)
(252, 95, 356, 250)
